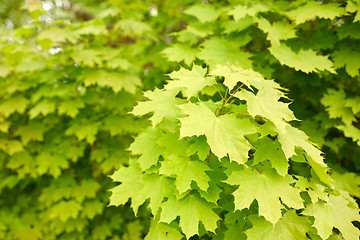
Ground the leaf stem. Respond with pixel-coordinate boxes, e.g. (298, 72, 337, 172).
(219, 83, 245, 115)
(212, 84, 224, 102)
(249, 153, 262, 174)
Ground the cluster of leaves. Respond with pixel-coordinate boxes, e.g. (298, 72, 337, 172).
(110, 64, 359, 239)
(161, 0, 360, 171)
(0, 0, 359, 239)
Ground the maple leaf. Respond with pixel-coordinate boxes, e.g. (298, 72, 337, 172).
(58, 99, 84, 118)
(72, 179, 100, 202)
(76, 21, 108, 35)
(346, 0, 360, 22)
(303, 195, 360, 240)
(256, 18, 296, 45)
(65, 120, 99, 144)
(37, 27, 78, 44)
(71, 49, 103, 67)
(145, 220, 183, 240)
(186, 135, 210, 160)
(321, 89, 355, 125)
(29, 100, 56, 119)
(50, 200, 82, 222)
(131, 88, 182, 127)
(81, 70, 142, 94)
(0, 64, 11, 78)
(160, 193, 220, 238)
(331, 171, 360, 198)
(228, 3, 269, 21)
(115, 19, 151, 36)
(277, 124, 332, 185)
(197, 38, 252, 69)
(269, 43, 334, 73)
(165, 65, 215, 98)
(6, 150, 34, 178)
(179, 102, 257, 164)
(36, 151, 69, 178)
(245, 210, 312, 240)
(128, 127, 164, 170)
(210, 65, 253, 89)
(0, 95, 29, 117)
(102, 115, 147, 136)
(110, 160, 172, 215)
(235, 88, 295, 133)
(287, 2, 346, 24)
(332, 48, 360, 77)
(337, 124, 360, 146)
(225, 168, 303, 224)
(159, 155, 211, 194)
(184, 5, 222, 23)
(157, 131, 191, 158)
(81, 200, 103, 219)
(222, 15, 254, 34)
(162, 44, 198, 65)
(252, 137, 289, 176)
(15, 121, 46, 145)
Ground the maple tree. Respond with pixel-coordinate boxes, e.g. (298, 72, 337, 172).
(0, 0, 360, 240)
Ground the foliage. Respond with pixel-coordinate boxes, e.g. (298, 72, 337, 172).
(0, 0, 359, 240)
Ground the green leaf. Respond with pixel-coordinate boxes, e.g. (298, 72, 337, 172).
(37, 27, 78, 44)
(29, 100, 56, 119)
(160, 193, 220, 238)
(159, 155, 211, 194)
(184, 5, 222, 23)
(71, 49, 103, 67)
(65, 120, 99, 144)
(235, 88, 295, 133)
(179, 102, 257, 164)
(331, 171, 360, 198)
(197, 38, 252, 69)
(269, 43, 334, 73)
(332, 48, 360, 77)
(15, 121, 46, 145)
(210, 65, 254, 89)
(257, 18, 296, 45)
(58, 99, 85, 118)
(145, 220, 183, 240)
(245, 210, 312, 240)
(303, 195, 360, 240)
(128, 127, 164, 170)
(166, 65, 215, 98)
(50, 200, 82, 222)
(287, 2, 346, 24)
(337, 124, 360, 146)
(81, 70, 141, 94)
(347, 0, 360, 22)
(228, 3, 269, 21)
(36, 151, 69, 178)
(0, 64, 11, 78)
(131, 88, 181, 127)
(81, 200, 103, 219)
(0, 95, 29, 117)
(73, 179, 100, 202)
(162, 44, 198, 66)
(222, 16, 254, 33)
(187, 136, 210, 160)
(321, 89, 355, 125)
(226, 168, 303, 224)
(252, 137, 289, 176)
(277, 124, 332, 185)
(110, 161, 172, 215)
(115, 19, 151, 36)
(76, 21, 108, 35)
